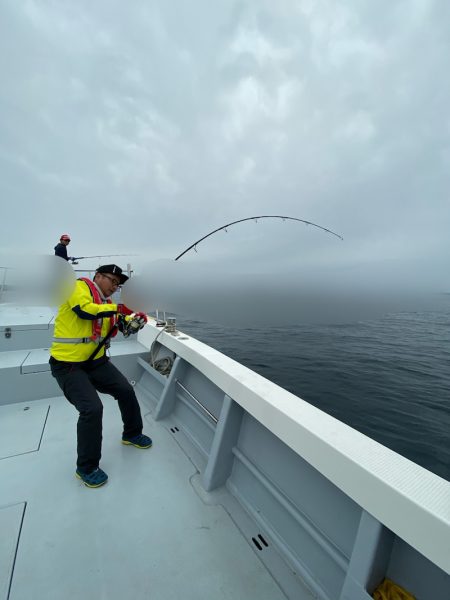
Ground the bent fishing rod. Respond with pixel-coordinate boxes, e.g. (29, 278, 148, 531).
(174, 215, 343, 261)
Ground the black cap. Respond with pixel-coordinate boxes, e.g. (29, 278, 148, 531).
(96, 264, 129, 285)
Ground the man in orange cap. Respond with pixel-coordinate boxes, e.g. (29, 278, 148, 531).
(54, 234, 73, 261)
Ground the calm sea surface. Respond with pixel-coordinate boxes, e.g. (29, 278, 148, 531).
(176, 303, 450, 482)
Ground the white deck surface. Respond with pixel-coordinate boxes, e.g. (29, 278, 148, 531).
(18, 341, 148, 373)
(0, 395, 286, 600)
(0, 306, 54, 329)
(0, 351, 29, 370)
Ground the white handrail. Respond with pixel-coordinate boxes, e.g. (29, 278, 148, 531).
(137, 322, 450, 575)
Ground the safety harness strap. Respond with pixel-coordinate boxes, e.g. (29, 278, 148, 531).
(78, 277, 115, 338)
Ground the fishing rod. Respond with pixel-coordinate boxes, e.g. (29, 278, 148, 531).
(70, 254, 138, 265)
(174, 215, 343, 261)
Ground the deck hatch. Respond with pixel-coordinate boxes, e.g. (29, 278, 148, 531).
(0, 502, 26, 600)
(0, 403, 50, 459)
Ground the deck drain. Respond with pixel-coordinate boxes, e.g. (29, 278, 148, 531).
(251, 534, 269, 551)
(258, 534, 268, 547)
(170, 426, 180, 433)
(252, 537, 262, 551)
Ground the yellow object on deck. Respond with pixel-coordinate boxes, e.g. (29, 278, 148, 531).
(372, 578, 416, 600)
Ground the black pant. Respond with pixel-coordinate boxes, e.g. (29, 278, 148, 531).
(50, 356, 143, 473)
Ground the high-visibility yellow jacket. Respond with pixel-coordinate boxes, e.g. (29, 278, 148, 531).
(50, 279, 119, 362)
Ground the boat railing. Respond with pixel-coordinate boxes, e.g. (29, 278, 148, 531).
(0, 266, 11, 302)
(73, 263, 133, 281)
(73, 269, 98, 279)
(137, 323, 450, 580)
(0, 265, 105, 303)
(0, 262, 133, 303)
(72, 265, 132, 303)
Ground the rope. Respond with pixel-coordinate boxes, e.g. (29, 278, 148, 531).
(153, 356, 174, 376)
(150, 325, 167, 369)
(373, 579, 416, 600)
(149, 322, 178, 375)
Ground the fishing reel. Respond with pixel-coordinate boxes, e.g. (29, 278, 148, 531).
(118, 314, 147, 337)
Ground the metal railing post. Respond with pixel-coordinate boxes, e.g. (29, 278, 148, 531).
(0, 267, 8, 302)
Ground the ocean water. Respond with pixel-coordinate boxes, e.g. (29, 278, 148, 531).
(176, 304, 450, 482)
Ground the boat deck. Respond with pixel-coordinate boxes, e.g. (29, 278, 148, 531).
(0, 392, 288, 600)
(1, 302, 449, 600)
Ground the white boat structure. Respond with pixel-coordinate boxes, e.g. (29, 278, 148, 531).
(0, 266, 449, 599)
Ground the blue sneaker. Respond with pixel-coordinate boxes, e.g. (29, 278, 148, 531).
(122, 434, 152, 449)
(76, 468, 108, 488)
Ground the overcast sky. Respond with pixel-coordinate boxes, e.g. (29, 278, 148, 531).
(1, 1, 449, 296)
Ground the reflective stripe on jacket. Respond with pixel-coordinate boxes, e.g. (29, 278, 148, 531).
(50, 279, 118, 362)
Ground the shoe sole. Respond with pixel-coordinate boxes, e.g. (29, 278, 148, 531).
(75, 472, 108, 488)
(121, 440, 152, 449)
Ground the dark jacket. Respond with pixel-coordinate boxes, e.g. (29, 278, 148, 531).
(54, 243, 69, 261)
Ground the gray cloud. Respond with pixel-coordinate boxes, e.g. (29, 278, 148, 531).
(0, 1, 449, 300)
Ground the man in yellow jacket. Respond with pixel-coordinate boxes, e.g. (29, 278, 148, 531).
(50, 264, 151, 488)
